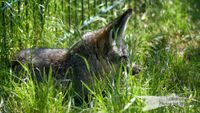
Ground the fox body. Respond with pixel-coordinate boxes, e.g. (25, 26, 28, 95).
(12, 9, 140, 95)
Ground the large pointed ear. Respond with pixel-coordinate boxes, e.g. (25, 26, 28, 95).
(81, 9, 132, 54)
(95, 8, 132, 43)
(107, 8, 132, 42)
(83, 8, 132, 44)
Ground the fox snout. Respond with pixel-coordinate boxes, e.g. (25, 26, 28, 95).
(131, 63, 141, 75)
(126, 63, 140, 75)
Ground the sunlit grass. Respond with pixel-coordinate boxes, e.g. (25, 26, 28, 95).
(0, 0, 200, 113)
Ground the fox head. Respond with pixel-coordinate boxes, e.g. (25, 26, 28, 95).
(81, 8, 140, 75)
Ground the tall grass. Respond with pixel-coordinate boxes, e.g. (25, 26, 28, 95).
(1, 0, 200, 112)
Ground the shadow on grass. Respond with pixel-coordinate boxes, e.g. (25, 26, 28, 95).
(183, 0, 200, 29)
(187, 0, 200, 23)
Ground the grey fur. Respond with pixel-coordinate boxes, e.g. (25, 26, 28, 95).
(11, 9, 140, 96)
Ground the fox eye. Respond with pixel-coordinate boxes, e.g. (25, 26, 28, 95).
(120, 55, 128, 65)
(120, 55, 128, 60)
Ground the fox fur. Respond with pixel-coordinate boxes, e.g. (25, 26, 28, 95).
(11, 8, 140, 96)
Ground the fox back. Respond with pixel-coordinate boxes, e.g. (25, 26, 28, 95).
(11, 9, 140, 96)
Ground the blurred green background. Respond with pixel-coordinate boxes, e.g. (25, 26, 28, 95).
(0, 0, 200, 112)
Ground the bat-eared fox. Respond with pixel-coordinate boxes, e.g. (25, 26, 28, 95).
(11, 8, 140, 98)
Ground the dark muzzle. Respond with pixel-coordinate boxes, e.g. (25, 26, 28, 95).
(126, 63, 140, 75)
